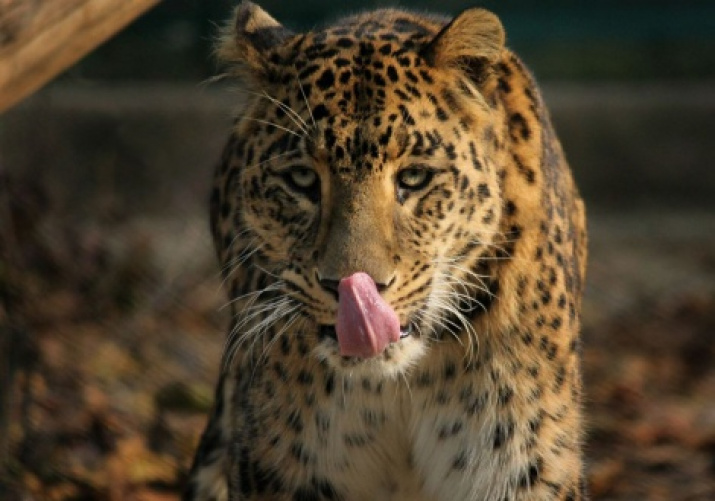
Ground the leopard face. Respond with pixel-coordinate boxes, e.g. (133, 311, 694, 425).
(213, 5, 512, 377)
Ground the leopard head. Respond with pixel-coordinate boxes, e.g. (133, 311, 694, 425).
(213, 1, 509, 377)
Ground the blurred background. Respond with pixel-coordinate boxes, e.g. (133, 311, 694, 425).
(1, 1, 714, 499)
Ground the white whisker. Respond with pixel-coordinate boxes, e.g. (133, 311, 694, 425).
(296, 77, 316, 129)
(259, 90, 310, 136)
(238, 116, 304, 138)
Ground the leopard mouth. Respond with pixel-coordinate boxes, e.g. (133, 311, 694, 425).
(314, 272, 420, 358)
(319, 322, 416, 343)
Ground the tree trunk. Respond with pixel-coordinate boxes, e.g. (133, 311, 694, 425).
(0, 0, 160, 112)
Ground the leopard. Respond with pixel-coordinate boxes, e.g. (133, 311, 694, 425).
(184, 2, 588, 500)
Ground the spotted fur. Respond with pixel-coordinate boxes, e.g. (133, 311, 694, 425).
(185, 2, 588, 500)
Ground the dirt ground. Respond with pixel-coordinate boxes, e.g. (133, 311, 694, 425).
(2, 189, 714, 500)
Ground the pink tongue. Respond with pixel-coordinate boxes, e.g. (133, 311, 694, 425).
(336, 272, 400, 358)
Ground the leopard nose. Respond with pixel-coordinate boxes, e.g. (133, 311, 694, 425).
(374, 274, 397, 292)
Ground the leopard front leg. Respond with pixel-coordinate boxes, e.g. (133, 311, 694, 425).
(183, 373, 233, 501)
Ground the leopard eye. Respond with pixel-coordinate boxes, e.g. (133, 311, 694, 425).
(397, 166, 433, 191)
(283, 166, 318, 189)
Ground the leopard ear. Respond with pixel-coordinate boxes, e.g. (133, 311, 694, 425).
(421, 8, 505, 84)
(217, 1, 293, 75)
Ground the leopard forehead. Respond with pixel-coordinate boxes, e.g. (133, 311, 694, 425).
(268, 9, 444, 78)
(242, 24, 497, 182)
(256, 12, 488, 124)
(277, 10, 443, 112)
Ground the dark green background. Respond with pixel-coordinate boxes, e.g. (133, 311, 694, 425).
(71, 0, 715, 82)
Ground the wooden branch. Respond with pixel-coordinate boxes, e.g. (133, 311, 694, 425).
(0, 0, 161, 112)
